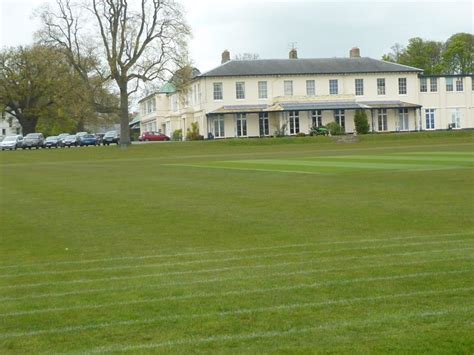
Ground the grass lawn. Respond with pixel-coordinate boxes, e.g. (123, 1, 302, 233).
(0, 131, 473, 353)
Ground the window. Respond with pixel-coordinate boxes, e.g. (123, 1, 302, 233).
(446, 77, 453, 92)
(398, 78, 407, 95)
(284, 81, 293, 96)
(258, 81, 268, 99)
(451, 109, 461, 128)
(172, 95, 178, 112)
(213, 115, 225, 138)
(259, 113, 269, 136)
(306, 80, 315, 95)
(1, 128, 5, 135)
(377, 78, 386, 95)
(329, 79, 338, 95)
(213, 82, 223, 100)
(377, 109, 388, 131)
(455, 77, 463, 91)
(236, 113, 247, 136)
(398, 108, 409, 131)
(146, 99, 156, 113)
(236, 82, 245, 99)
(288, 111, 300, 134)
(334, 109, 345, 129)
(472, 76, 474, 91)
(311, 110, 322, 127)
(420, 78, 428, 92)
(430, 78, 438, 92)
(425, 109, 435, 130)
(355, 79, 364, 96)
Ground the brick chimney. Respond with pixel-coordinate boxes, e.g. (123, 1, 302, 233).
(221, 50, 230, 64)
(289, 48, 298, 59)
(350, 47, 361, 58)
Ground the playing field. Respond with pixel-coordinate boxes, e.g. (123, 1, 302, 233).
(0, 132, 473, 353)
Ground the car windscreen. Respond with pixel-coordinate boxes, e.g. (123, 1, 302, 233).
(3, 136, 17, 141)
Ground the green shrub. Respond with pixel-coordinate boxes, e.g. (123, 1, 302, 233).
(296, 132, 306, 137)
(274, 123, 287, 137)
(354, 110, 370, 134)
(186, 122, 204, 141)
(172, 129, 183, 141)
(326, 121, 344, 135)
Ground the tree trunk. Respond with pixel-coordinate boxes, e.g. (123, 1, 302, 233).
(16, 115, 39, 135)
(119, 83, 131, 147)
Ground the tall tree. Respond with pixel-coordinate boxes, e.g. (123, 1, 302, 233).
(442, 33, 474, 74)
(383, 38, 444, 74)
(0, 45, 83, 134)
(38, 0, 190, 147)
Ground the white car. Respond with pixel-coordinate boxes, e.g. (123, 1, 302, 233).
(0, 135, 23, 150)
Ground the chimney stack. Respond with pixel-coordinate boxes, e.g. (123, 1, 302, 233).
(350, 47, 361, 58)
(221, 50, 230, 64)
(289, 48, 298, 59)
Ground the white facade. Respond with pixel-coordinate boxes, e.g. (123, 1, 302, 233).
(0, 111, 22, 138)
(139, 53, 473, 139)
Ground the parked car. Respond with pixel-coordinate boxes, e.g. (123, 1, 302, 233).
(102, 130, 120, 145)
(79, 134, 98, 146)
(57, 133, 70, 147)
(63, 135, 80, 147)
(44, 136, 60, 148)
(23, 133, 45, 149)
(95, 133, 104, 145)
(139, 131, 170, 142)
(0, 135, 23, 150)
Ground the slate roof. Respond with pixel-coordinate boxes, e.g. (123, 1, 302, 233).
(200, 58, 423, 78)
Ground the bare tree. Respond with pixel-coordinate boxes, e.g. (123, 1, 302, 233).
(233, 53, 260, 61)
(38, 0, 190, 146)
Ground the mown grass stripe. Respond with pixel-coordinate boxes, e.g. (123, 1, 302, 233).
(1, 269, 471, 318)
(79, 306, 474, 353)
(1, 249, 471, 302)
(2, 287, 473, 340)
(1, 231, 471, 271)
(0, 238, 471, 287)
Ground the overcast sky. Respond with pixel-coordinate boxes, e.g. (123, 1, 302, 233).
(1, 0, 473, 74)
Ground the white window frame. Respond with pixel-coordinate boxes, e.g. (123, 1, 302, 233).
(451, 108, 461, 129)
(236, 113, 247, 137)
(284, 81, 293, 96)
(329, 79, 338, 95)
(334, 109, 345, 129)
(213, 82, 223, 100)
(311, 110, 322, 127)
(430, 78, 438, 92)
(288, 111, 300, 135)
(212, 115, 225, 138)
(398, 108, 409, 131)
(425, 109, 435, 130)
(377, 78, 386, 95)
(446, 77, 453, 92)
(259, 112, 269, 136)
(355, 79, 364, 96)
(455, 77, 463, 92)
(306, 80, 315, 96)
(420, 78, 428, 92)
(377, 109, 388, 131)
(236, 82, 245, 100)
(398, 78, 407, 95)
(258, 81, 268, 99)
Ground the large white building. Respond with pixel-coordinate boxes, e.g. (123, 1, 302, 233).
(139, 48, 473, 139)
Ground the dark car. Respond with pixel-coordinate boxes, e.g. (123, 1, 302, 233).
(79, 134, 98, 146)
(23, 133, 45, 149)
(139, 131, 170, 142)
(63, 135, 80, 147)
(44, 136, 60, 148)
(57, 133, 70, 147)
(103, 131, 120, 145)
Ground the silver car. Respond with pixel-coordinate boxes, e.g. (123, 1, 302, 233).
(0, 135, 23, 150)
